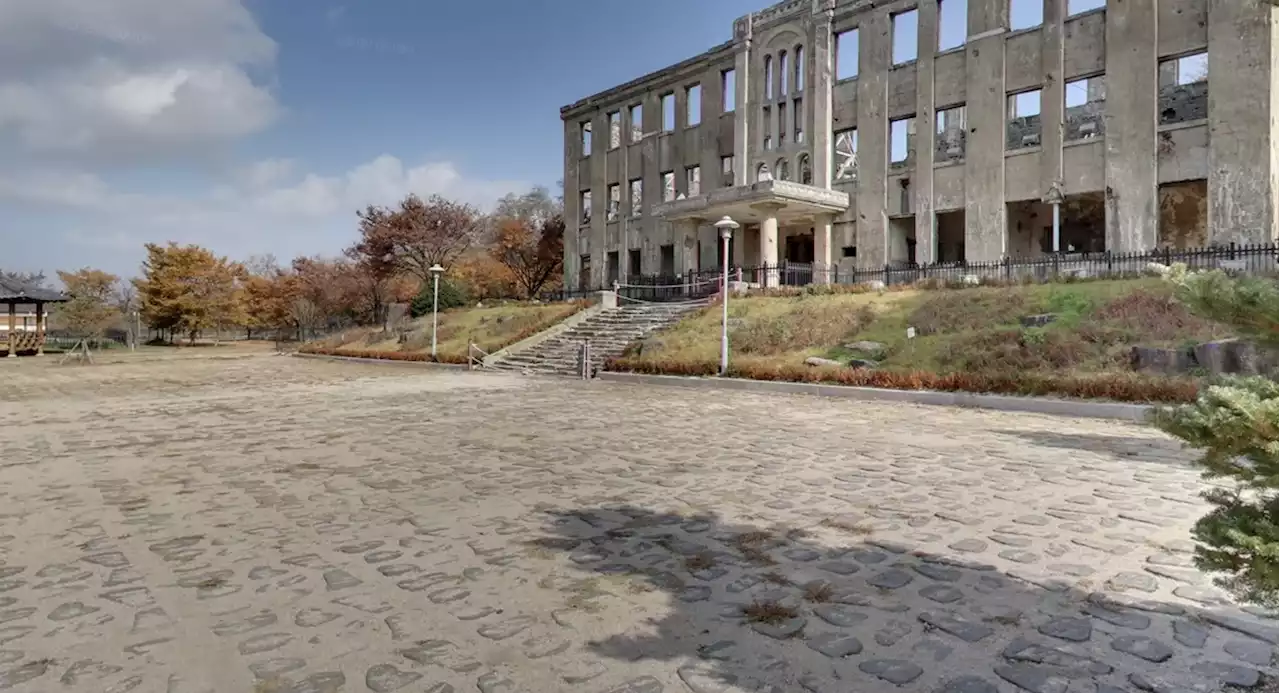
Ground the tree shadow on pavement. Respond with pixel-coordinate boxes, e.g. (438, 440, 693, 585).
(991, 429, 1192, 466)
(527, 504, 1275, 693)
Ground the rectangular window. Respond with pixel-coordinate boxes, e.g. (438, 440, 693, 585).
(607, 184, 620, 221)
(578, 255, 591, 290)
(1007, 89, 1043, 149)
(794, 46, 805, 91)
(686, 165, 701, 196)
(793, 98, 804, 143)
(721, 155, 734, 186)
(661, 93, 676, 131)
(629, 179, 642, 217)
(834, 128, 858, 180)
(721, 69, 736, 112)
(778, 106, 787, 144)
(659, 245, 675, 276)
(762, 106, 772, 150)
(890, 116, 915, 164)
(662, 171, 676, 201)
(629, 104, 643, 142)
(1158, 53, 1207, 125)
(607, 111, 621, 149)
(1010, 0, 1043, 30)
(836, 29, 859, 80)
(628, 248, 641, 276)
(764, 56, 774, 100)
(938, 0, 968, 51)
(686, 84, 702, 127)
(1068, 0, 1105, 15)
(780, 51, 790, 95)
(580, 121, 592, 156)
(892, 10, 918, 64)
(579, 190, 592, 223)
(935, 105, 967, 162)
(1065, 75, 1105, 139)
(606, 251, 619, 285)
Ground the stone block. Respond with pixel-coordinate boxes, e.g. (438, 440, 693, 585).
(1129, 346, 1195, 375)
(1019, 314, 1058, 328)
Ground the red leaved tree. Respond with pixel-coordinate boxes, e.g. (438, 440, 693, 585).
(490, 214, 565, 298)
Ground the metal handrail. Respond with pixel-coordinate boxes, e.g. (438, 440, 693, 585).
(468, 342, 490, 371)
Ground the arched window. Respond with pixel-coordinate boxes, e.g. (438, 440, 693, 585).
(775, 158, 790, 181)
(763, 56, 774, 99)
(756, 162, 772, 182)
(798, 153, 812, 185)
(795, 45, 805, 91)
(779, 51, 789, 95)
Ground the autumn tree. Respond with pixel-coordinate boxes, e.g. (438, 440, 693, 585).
(134, 243, 245, 344)
(346, 210, 398, 330)
(490, 215, 565, 298)
(55, 268, 121, 342)
(242, 270, 301, 340)
(361, 194, 482, 283)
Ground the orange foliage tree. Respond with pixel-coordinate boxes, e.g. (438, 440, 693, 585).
(133, 243, 245, 344)
(490, 215, 564, 298)
(55, 268, 122, 339)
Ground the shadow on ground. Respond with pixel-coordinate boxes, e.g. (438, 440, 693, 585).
(992, 429, 1192, 465)
(527, 504, 1275, 693)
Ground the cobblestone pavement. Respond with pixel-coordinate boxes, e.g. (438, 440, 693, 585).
(0, 355, 1275, 693)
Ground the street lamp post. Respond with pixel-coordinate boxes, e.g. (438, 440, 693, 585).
(429, 264, 445, 358)
(714, 216, 740, 376)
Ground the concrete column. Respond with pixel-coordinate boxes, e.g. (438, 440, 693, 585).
(1104, 0, 1158, 252)
(680, 219, 701, 276)
(760, 209, 780, 286)
(562, 118, 580, 290)
(733, 32, 753, 187)
(589, 109, 610, 286)
(6, 304, 14, 357)
(1039, 0, 1066, 221)
(814, 213, 834, 283)
(963, 0, 1010, 262)
(811, 6, 836, 187)
(1207, 0, 1278, 245)
(855, 9, 891, 268)
(34, 303, 44, 356)
(914, 0, 938, 265)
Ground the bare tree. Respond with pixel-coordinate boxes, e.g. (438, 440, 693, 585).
(362, 194, 482, 282)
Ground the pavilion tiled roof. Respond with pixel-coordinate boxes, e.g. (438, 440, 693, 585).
(0, 277, 69, 303)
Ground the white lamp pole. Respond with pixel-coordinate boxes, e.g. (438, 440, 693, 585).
(714, 216, 740, 376)
(429, 264, 445, 358)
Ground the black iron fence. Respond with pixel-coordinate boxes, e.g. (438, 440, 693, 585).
(591, 243, 1278, 298)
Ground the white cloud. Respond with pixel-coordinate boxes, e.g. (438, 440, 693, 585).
(0, 156, 529, 275)
(0, 0, 278, 161)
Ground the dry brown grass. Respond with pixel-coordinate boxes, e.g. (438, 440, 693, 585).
(731, 530, 777, 566)
(684, 553, 717, 572)
(742, 600, 798, 625)
(760, 571, 792, 585)
(803, 581, 835, 603)
(819, 517, 875, 535)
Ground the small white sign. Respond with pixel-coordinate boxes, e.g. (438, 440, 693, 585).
(906, 327, 917, 340)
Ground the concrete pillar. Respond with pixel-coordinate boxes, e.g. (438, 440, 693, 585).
(589, 109, 610, 286)
(733, 29, 753, 187)
(680, 219, 701, 276)
(760, 210, 781, 286)
(814, 213, 834, 283)
(1207, 0, 1278, 245)
(964, 0, 1009, 262)
(1040, 0, 1066, 227)
(1104, 0, 1158, 252)
(855, 9, 891, 268)
(914, 0, 938, 265)
(811, 5, 836, 187)
(562, 118, 580, 290)
(6, 304, 14, 357)
(34, 303, 44, 356)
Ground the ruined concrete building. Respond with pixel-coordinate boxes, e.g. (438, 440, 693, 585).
(559, 0, 1278, 289)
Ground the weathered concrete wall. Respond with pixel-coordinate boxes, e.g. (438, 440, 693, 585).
(1157, 123, 1209, 184)
(913, 0, 938, 264)
(855, 9, 891, 267)
(1063, 139, 1106, 195)
(1005, 30, 1043, 93)
(1063, 10, 1105, 78)
(933, 50, 966, 106)
(1207, 0, 1278, 245)
(1158, 0, 1208, 57)
(1005, 151, 1042, 202)
(1159, 180, 1210, 248)
(934, 165, 966, 211)
(963, 0, 1008, 262)
(1103, 0, 1159, 252)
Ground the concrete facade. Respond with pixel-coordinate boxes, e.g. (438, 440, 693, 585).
(560, 0, 1279, 290)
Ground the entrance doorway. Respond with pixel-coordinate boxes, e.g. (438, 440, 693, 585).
(785, 232, 814, 263)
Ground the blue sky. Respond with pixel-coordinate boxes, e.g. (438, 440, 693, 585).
(0, 0, 1076, 279)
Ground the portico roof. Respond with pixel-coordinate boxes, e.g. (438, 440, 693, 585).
(652, 179, 850, 226)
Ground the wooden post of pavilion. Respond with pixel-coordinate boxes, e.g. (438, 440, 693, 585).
(5, 303, 14, 358)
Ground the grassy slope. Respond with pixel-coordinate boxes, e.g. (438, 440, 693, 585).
(621, 278, 1231, 377)
(310, 302, 585, 360)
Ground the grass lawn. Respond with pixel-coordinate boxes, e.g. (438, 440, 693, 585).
(307, 301, 587, 362)
(617, 278, 1232, 379)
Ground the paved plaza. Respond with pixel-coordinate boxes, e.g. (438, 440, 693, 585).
(0, 353, 1274, 693)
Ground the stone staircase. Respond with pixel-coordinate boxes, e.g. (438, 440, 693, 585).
(487, 300, 710, 377)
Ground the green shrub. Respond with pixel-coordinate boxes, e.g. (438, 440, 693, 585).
(410, 279, 469, 318)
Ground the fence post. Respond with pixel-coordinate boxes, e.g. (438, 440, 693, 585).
(883, 264, 890, 286)
(1003, 256, 1011, 282)
(1106, 250, 1113, 274)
